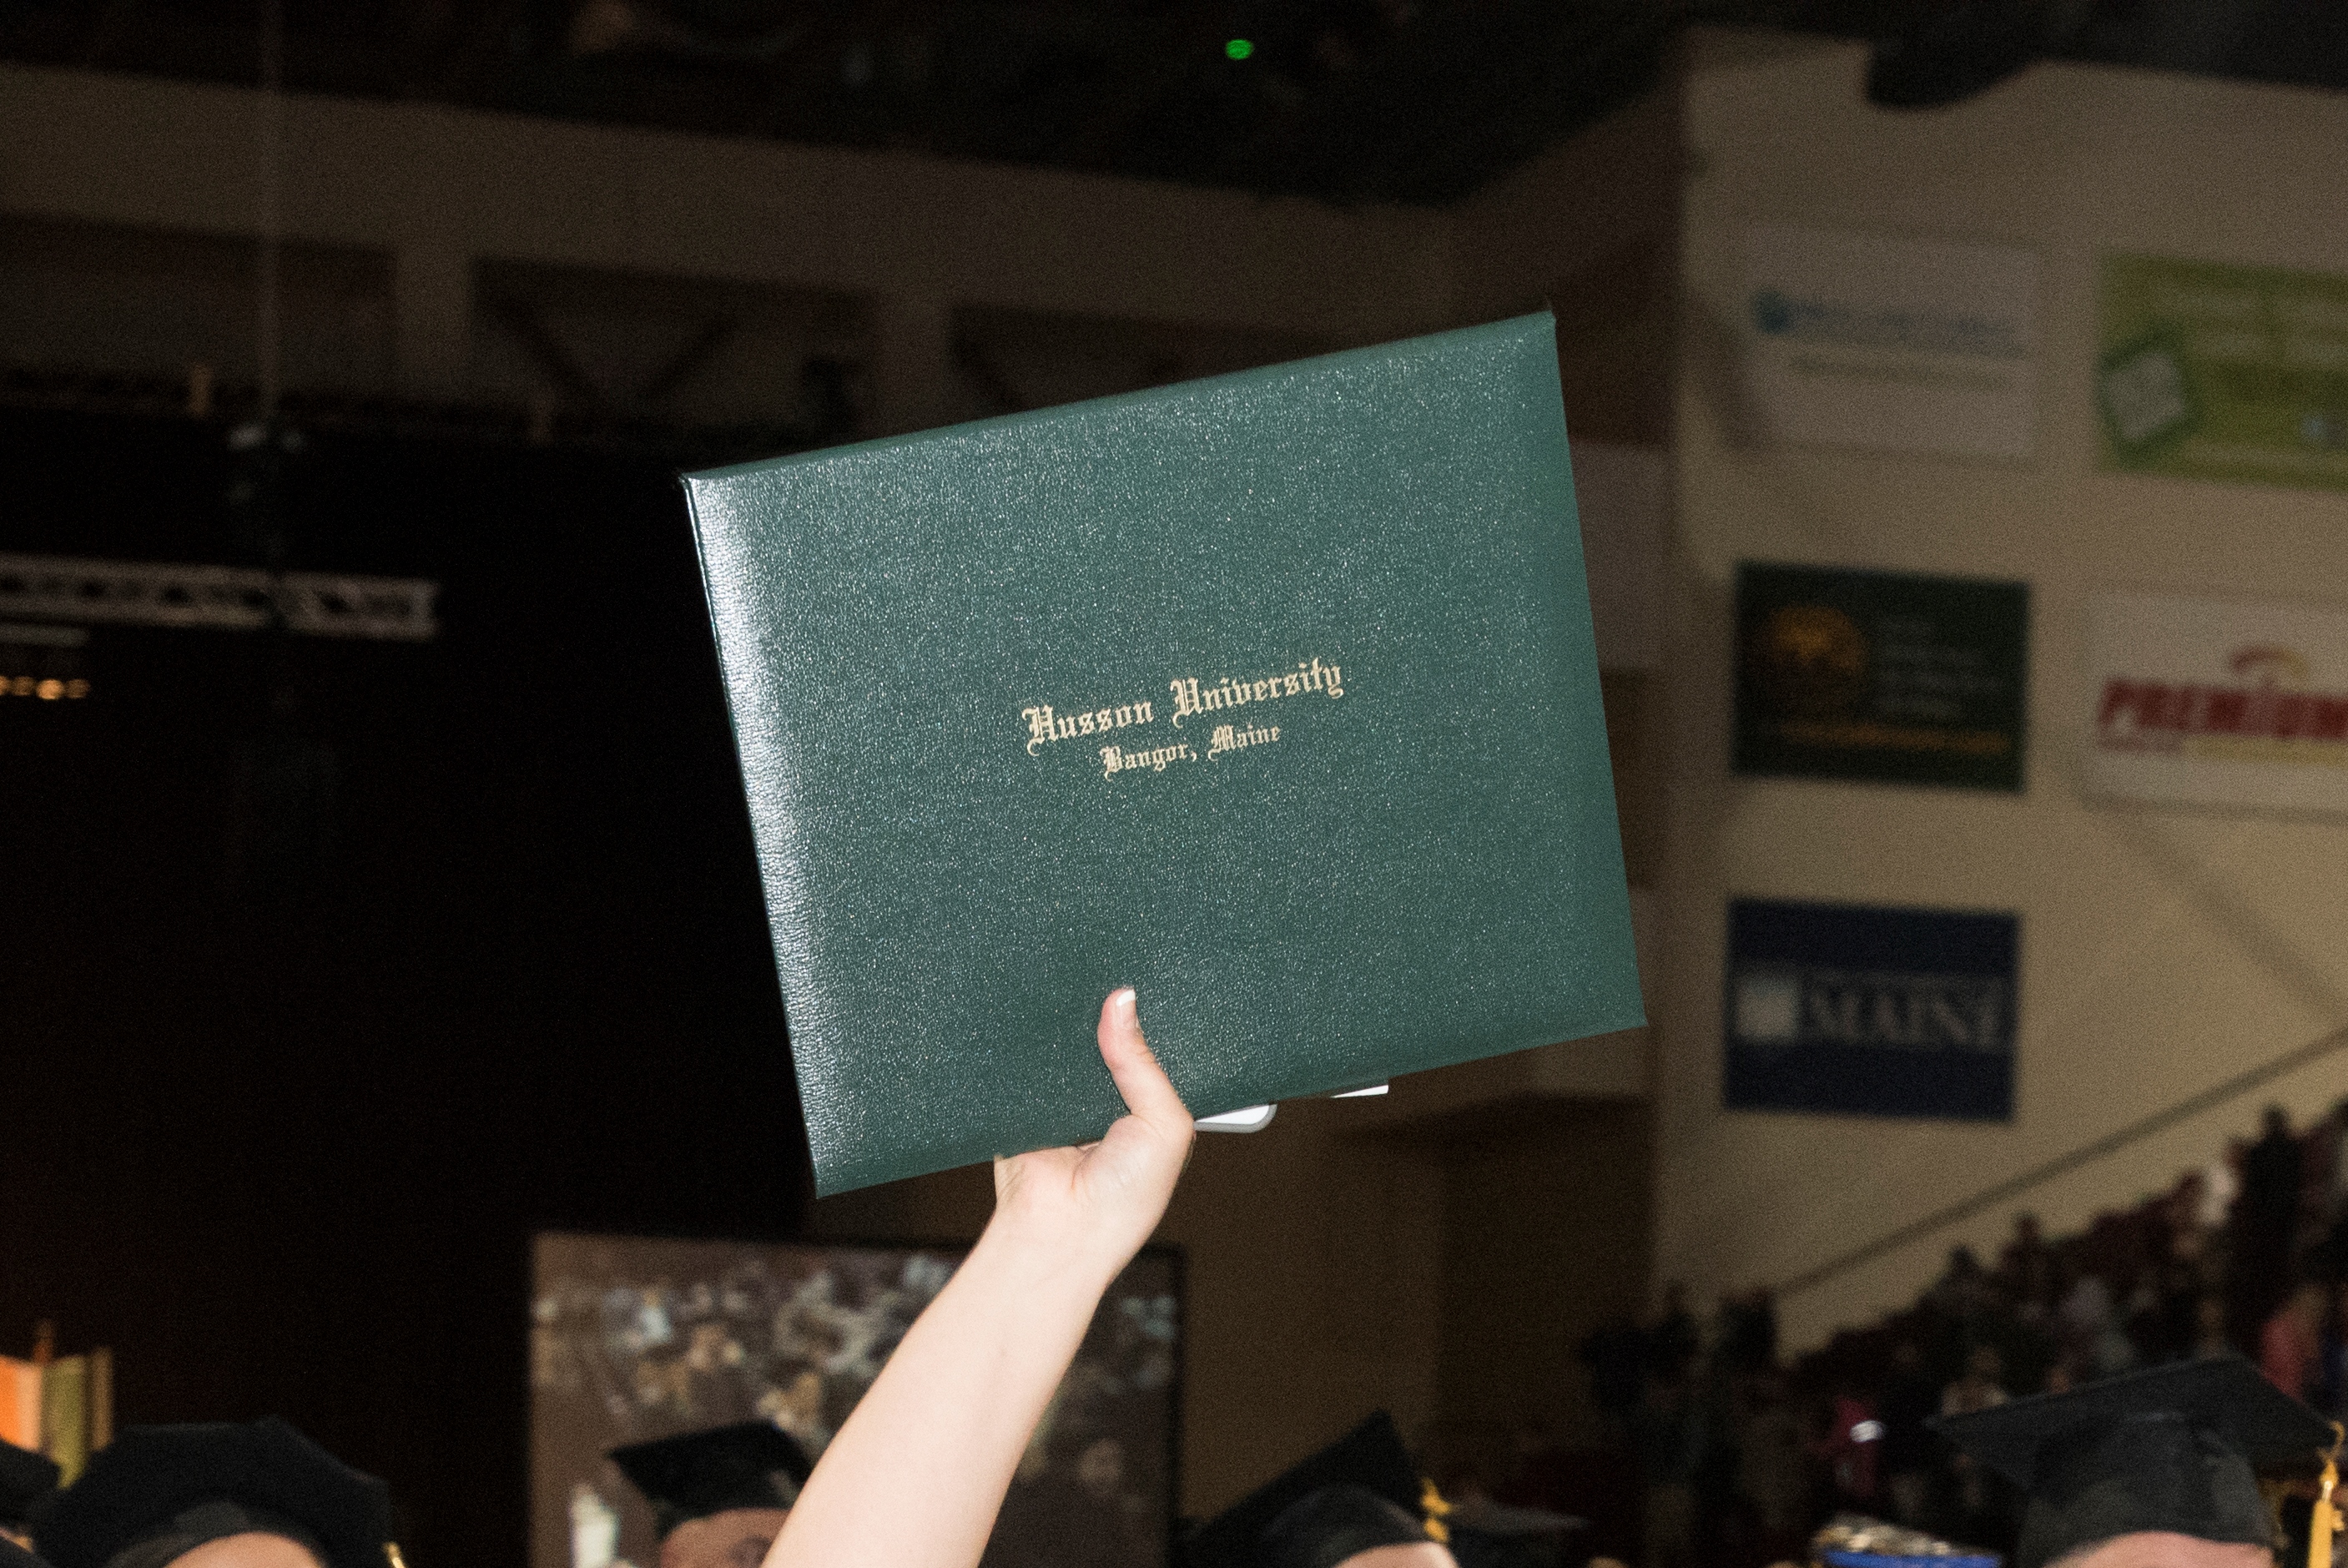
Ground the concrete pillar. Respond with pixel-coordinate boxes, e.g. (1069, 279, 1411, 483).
(870, 290, 956, 436)
(392, 240, 472, 394)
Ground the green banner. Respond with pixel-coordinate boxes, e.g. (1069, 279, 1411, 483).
(2099, 254, 2348, 490)
(1734, 563, 2029, 793)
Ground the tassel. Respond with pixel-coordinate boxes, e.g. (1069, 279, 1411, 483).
(1420, 1478, 1454, 1545)
(2312, 1423, 2343, 1568)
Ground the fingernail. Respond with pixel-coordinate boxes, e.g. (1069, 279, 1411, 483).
(1111, 986, 1136, 1011)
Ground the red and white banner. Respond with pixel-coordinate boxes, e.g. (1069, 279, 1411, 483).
(2086, 592, 2348, 817)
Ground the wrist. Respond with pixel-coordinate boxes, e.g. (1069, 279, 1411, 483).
(965, 1208, 1129, 1303)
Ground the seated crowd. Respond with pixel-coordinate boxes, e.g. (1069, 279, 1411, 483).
(1469, 1098, 2348, 1568)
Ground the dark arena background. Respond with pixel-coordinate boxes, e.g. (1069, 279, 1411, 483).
(1, 406, 813, 1564)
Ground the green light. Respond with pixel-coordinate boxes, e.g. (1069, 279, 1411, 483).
(1225, 38, 1253, 60)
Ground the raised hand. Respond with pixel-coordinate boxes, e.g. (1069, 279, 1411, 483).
(768, 989, 1197, 1568)
(991, 988, 1195, 1288)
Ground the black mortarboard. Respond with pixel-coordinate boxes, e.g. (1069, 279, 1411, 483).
(1444, 1500, 1583, 1568)
(1934, 1355, 2336, 1568)
(1181, 1413, 1432, 1568)
(0, 1441, 59, 1529)
(35, 1419, 393, 1568)
(607, 1422, 813, 1540)
(1258, 1487, 1427, 1568)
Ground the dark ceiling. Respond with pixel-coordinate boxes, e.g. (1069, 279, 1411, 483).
(2, 1, 2344, 204)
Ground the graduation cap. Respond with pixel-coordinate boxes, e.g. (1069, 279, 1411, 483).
(1933, 1354, 2337, 1568)
(1181, 1412, 1442, 1568)
(0, 1440, 59, 1530)
(607, 1422, 813, 1540)
(1444, 1501, 1584, 1568)
(35, 1419, 394, 1568)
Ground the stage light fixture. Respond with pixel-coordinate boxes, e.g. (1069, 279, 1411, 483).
(1225, 38, 1253, 60)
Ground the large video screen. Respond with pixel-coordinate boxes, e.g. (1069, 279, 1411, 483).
(531, 1232, 1182, 1568)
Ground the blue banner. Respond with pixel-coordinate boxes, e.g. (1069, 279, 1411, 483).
(1724, 898, 2018, 1121)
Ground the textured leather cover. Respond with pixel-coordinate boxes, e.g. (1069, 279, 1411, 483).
(686, 313, 1643, 1195)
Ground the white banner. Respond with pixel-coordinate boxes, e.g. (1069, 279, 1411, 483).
(1743, 224, 2039, 461)
(2084, 592, 2348, 818)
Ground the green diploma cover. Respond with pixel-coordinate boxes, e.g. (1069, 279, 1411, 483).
(686, 312, 1643, 1195)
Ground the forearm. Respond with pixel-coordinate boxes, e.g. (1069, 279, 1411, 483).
(767, 1222, 1115, 1568)
(763, 988, 1191, 1568)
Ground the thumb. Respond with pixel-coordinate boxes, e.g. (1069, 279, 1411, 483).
(1097, 988, 1192, 1139)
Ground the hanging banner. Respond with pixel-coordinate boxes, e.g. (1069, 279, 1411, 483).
(1725, 898, 2018, 1122)
(2098, 255, 2348, 491)
(2084, 592, 2348, 818)
(1735, 562, 2029, 792)
(1744, 223, 2040, 460)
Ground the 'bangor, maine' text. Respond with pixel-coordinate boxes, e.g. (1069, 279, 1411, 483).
(1207, 722, 1278, 759)
(1101, 741, 1195, 779)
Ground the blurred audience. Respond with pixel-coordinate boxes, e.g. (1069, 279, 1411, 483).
(2261, 1281, 2326, 1399)
(2232, 1106, 2303, 1343)
(1630, 1367, 1704, 1568)
(1547, 1101, 2348, 1568)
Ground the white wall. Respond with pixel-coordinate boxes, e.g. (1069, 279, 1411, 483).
(1660, 33, 2348, 1351)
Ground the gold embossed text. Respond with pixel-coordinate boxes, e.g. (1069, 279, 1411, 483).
(1020, 698, 1156, 757)
(1168, 658, 1343, 729)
